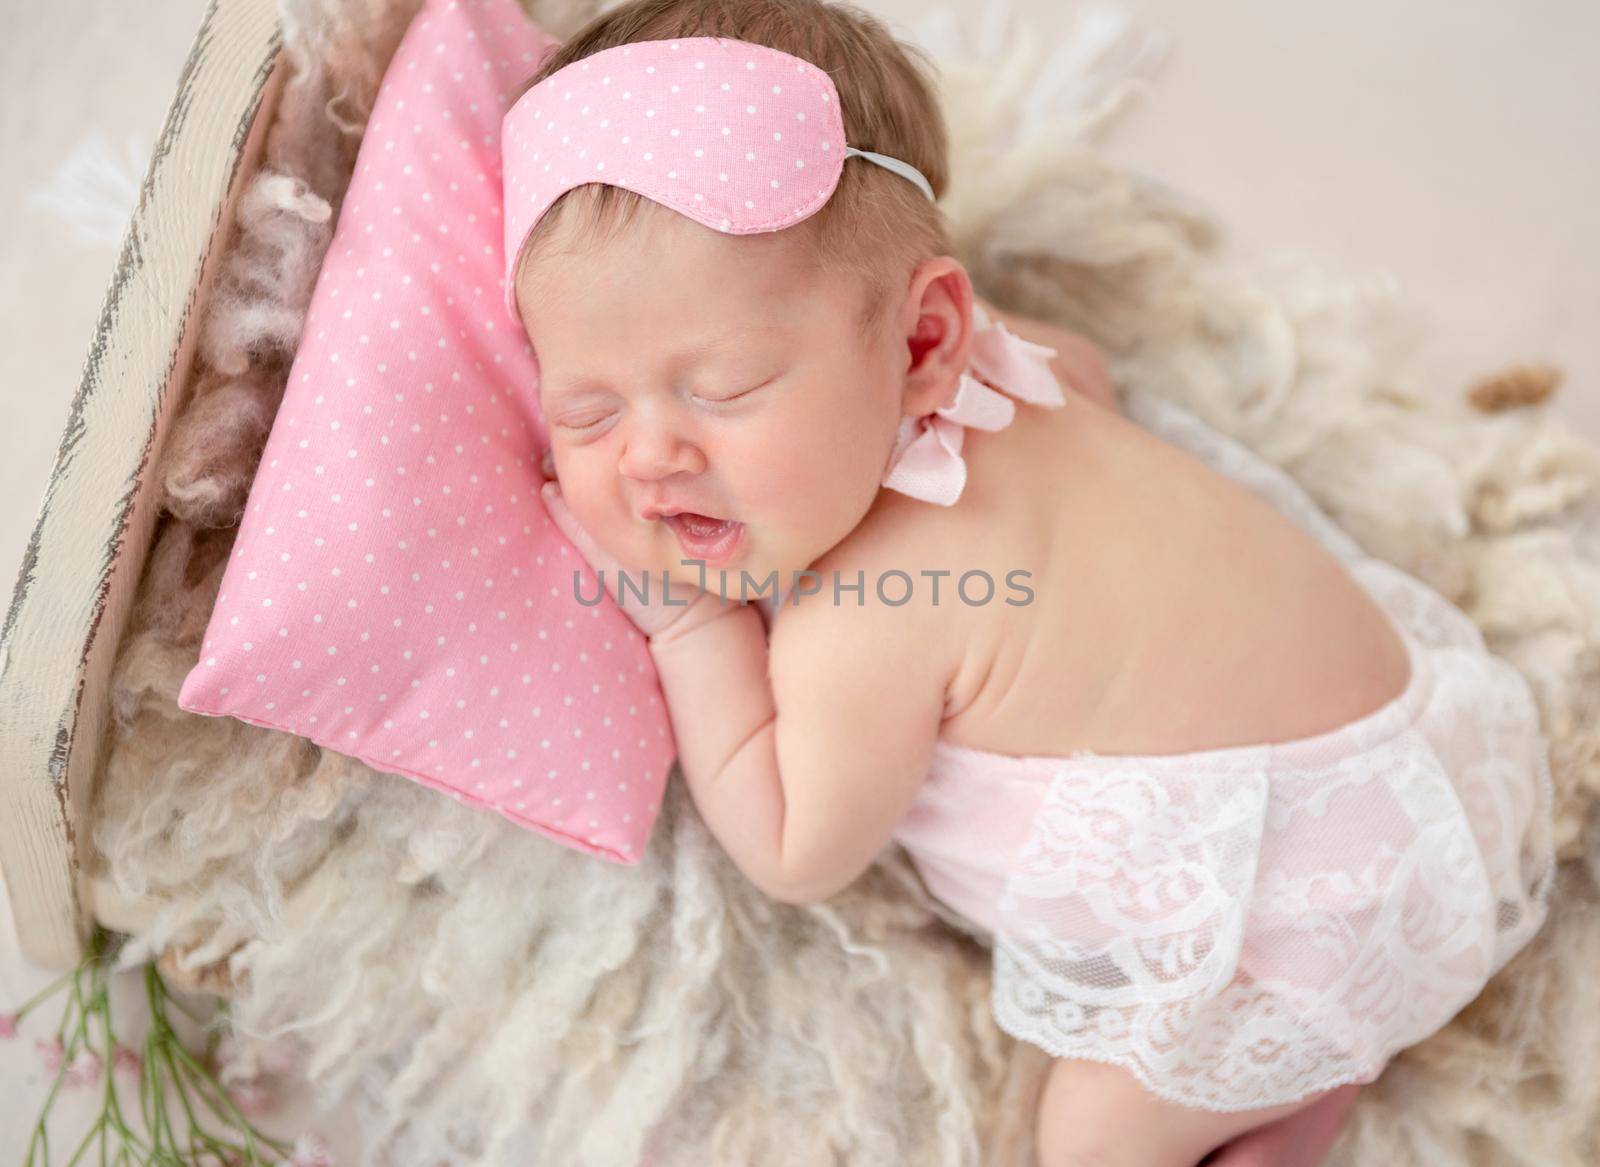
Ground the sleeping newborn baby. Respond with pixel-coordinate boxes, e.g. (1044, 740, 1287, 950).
(501, 2, 1556, 1164)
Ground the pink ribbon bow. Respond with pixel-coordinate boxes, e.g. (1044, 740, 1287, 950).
(882, 304, 1067, 506)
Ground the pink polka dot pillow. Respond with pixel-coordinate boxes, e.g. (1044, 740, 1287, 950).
(177, 0, 675, 865)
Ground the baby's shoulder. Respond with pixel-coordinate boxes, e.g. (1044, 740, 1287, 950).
(807, 487, 987, 607)
(769, 496, 975, 680)
(754, 508, 967, 781)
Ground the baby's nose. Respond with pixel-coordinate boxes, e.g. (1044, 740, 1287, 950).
(618, 430, 705, 480)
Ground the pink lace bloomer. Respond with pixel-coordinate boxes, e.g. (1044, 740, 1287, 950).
(859, 323, 1558, 1114)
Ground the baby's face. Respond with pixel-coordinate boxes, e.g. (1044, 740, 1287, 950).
(518, 207, 907, 600)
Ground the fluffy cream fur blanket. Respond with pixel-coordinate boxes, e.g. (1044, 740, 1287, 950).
(89, 0, 1600, 1163)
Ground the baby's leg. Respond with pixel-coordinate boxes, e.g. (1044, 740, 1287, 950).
(1198, 1085, 1361, 1167)
(1034, 1056, 1343, 1167)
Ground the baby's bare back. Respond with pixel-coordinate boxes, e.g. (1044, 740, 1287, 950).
(867, 389, 1413, 760)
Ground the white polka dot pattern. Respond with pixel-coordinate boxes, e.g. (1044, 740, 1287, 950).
(500, 36, 851, 327)
(176, 0, 674, 866)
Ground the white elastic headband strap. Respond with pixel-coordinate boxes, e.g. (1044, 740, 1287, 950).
(844, 146, 936, 202)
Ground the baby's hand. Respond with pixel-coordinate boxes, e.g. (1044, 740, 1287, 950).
(538, 451, 725, 641)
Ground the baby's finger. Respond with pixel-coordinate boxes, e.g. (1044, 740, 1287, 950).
(540, 482, 612, 571)
(539, 448, 555, 480)
(539, 481, 582, 543)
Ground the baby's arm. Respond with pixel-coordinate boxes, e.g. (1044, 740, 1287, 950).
(647, 584, 947, 904)
(646, 600, 786, 890)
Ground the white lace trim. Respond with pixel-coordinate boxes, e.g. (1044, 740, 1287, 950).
(911, 391, 1558, 1111)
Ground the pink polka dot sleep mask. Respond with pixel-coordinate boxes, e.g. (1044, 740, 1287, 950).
(500, 35, 937, 329)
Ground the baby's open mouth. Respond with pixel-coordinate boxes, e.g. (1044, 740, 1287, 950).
(662, 512, 745, 567)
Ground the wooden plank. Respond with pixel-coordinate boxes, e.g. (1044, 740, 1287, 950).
(0, 0, 285, 971)
(87, 874, 159, 939)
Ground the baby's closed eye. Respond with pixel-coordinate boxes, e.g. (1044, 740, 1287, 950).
(693, 374, 777, 405)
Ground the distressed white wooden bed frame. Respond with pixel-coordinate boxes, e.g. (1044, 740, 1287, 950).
(0, 0, 286, 972)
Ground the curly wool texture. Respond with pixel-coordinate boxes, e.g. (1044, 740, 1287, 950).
(89, 0, 1600, 1164)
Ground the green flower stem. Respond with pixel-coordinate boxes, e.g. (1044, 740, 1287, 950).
(100, 950, 118, 1163)
(14, 924, 311, 1167)
(9, 968, 77, 1020)
(164, 1045, 232, 1162)
(64, 954, 89, 1053)
(138, 1023, 163, 1154)
(160, 991, 213, 1030)
(169, 1037, 278, 1159)
(147, 1018, 200, 1152)
(58, 1110, 100, 1167)
(25, 1020, 73, 1164)
(142, 982, 174, 1157)
(158, 967, 230, 1163)
(144, 958, 292, 1163)
(85, 963, 152, 1157)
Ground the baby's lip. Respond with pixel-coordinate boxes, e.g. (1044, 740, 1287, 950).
(642, 503, 728, 522)
(661, 513, 747, 568)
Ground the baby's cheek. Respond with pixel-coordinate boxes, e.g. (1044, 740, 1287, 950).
(756, 443, 871, 541)
(558, 473, 632, 556)
(740, 443, 829, 516)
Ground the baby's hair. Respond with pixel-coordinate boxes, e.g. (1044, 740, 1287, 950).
(511, 0, 953, 342)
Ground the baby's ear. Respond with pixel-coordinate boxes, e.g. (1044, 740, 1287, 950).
(897, 257, 974, 417)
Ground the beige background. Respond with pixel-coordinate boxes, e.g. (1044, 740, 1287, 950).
(3, 0, 1596, 1153)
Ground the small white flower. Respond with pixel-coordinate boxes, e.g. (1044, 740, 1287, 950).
(289, 1131, 336, 1167)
